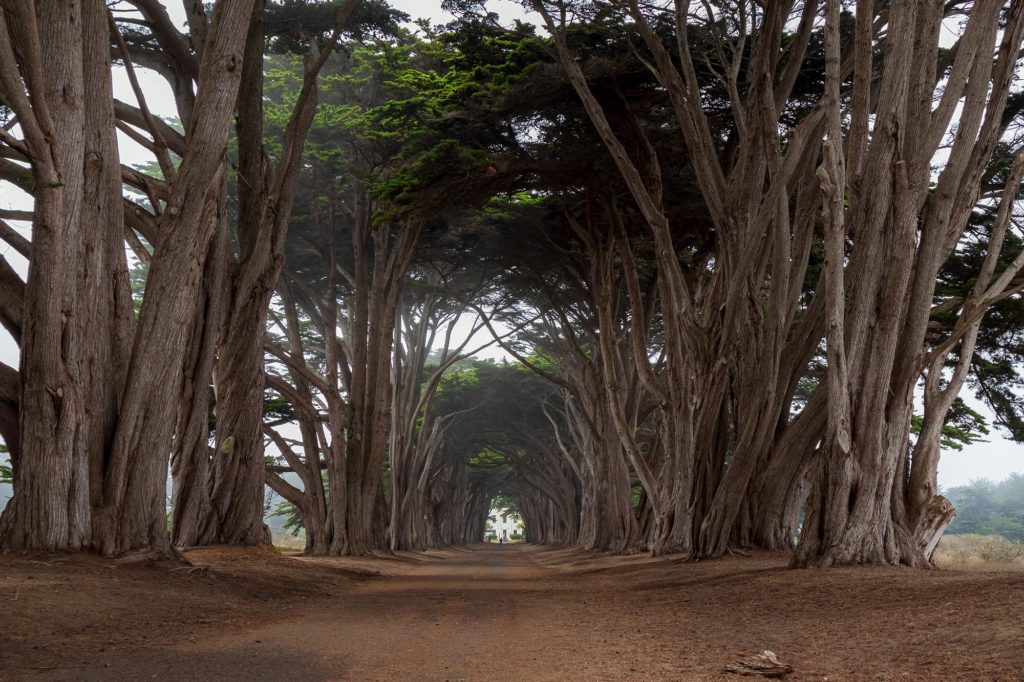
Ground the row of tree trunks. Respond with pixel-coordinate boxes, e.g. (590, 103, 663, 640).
(260, 178, 424, 555)
(247, 0, 1024, 562)
(387, 281, 483, 551)
(524, 0, 1024, 565)
(7, 0, 1022, 566)
(378, 0, 1024, 557)
(530, 1, 823, 558)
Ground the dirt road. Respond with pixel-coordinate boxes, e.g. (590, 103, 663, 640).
(48, 545, 639, 681)
(3, 543, 1023, 680)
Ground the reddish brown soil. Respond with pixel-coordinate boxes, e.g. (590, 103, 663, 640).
(1, 544, 1022, 680)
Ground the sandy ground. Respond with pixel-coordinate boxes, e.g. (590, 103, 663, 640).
(1, 543, 1022, 681)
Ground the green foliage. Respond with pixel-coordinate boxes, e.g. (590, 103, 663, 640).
(0, 443, 10, 485)
(945, 474, 1024, 542)
(265, 470, 328, 539)
(910, 398, 989, 451)
(354, 24, 538, 211)
(426, 358, 562, 518)
(128, 260, 149, 319)
(265, 0, 407, 54)
(936, 210, 1024, 442)
(491, 493, 522, 517)
(263, 396, 297, 424)
(269, 499, 306, 537)
(265, 18, 542, 226)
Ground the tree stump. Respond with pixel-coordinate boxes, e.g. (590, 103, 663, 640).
(915, 495, 957, 562)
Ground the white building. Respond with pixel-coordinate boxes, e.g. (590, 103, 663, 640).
(485, 507, 523, 541)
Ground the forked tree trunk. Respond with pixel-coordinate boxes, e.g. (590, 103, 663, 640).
(79, 0, 137, 544)
(588, 233, 670, 553)
(94, 165, 232, 557)
(178, 0, 359, 548)
(264, 279, 332, 554)
(92, 0, 254, 556)
(324, 209, 422, 556)
(747, 391, 825, 550)
(1, 0, 133, 551)
(197, 0, 274, 548)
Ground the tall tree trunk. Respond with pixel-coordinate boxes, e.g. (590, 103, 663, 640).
(0, 0, 90, 551)
(198, 0, 273, 547)
(208, 283, 274, 545)
(330, 216, 421, 555)
(170, 216, 227, 547)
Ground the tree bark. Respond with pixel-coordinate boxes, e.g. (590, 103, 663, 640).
(170, 222, 228, 547)
(0, 0, 91, 551)
(93, 0, 254, 556)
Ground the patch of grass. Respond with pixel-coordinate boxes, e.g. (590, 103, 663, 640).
(935, 533, 1024, 570)
(271, 534, 306, 552)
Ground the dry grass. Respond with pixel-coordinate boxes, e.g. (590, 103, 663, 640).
(272, 533, 306, 551)
(934, 533, 1024, 570)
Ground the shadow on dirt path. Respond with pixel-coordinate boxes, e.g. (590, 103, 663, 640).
(31, 544, 620, 681)
(5, 543, 1023, 680)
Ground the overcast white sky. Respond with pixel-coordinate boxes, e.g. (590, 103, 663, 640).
(0, 1, 1021, 488)
(394, 0, 530, 22)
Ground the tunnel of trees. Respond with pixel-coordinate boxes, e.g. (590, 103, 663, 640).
(2, 0, 1024, 568)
